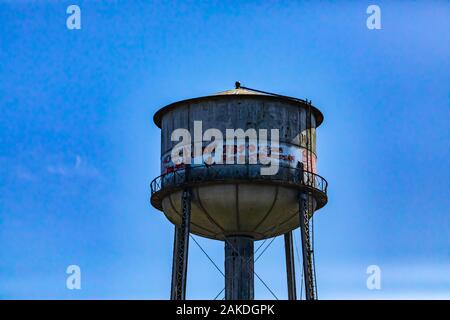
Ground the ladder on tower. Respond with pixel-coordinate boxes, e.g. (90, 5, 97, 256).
(299, 101, 318, 300)
(299, 192, 317, 300)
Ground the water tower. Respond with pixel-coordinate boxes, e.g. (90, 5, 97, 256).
(150, 82, 328, 300)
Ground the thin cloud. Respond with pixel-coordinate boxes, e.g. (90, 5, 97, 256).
(15, 166, 36, 181)
(46, 155, 99, 178)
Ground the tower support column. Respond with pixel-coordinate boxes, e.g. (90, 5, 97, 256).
(284, 231, 297, 300)
(299, 192, 316, 300)
(224, 236, 254, 300)
(170, 189, 191, 300)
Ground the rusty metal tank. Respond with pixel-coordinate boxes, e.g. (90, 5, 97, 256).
(150, 85, 327, 240)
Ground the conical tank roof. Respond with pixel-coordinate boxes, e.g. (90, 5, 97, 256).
(213, 87, 268, 96)
(153, 82, 324, 128)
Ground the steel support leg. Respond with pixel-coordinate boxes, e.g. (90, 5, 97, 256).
(170, 225, 180, 299)
(224, 236, 254, 300)
(170, 189, 191, 300)
(284, 231, 297, 300)
(299, 193, 316, 300)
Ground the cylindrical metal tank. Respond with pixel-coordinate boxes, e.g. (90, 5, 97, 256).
(150, 86, 327, 241)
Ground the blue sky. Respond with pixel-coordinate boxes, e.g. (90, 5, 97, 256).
(0, 1, 448, 299)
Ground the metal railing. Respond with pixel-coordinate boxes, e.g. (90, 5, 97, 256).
(150, 164, 328, 209)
